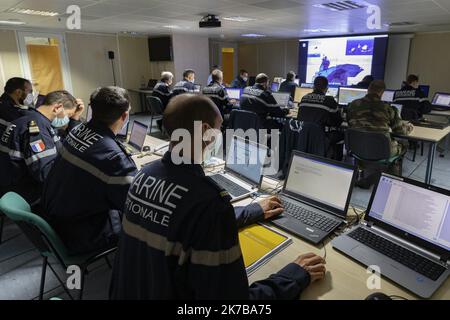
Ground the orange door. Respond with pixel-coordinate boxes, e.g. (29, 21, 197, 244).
(26, 42, 64, 95)
(222, 48, 234, 86)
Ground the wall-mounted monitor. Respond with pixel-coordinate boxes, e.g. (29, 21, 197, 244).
(148, 36, 173, 61)
(298, 34, 389, 86)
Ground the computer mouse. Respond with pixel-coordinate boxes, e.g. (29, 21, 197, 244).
(142, 146, 151, 152)
(365, 292, 392, 300)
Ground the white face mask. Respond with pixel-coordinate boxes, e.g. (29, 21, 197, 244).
(23, 93, 34, 107)
(242, 77, 248, 82)
(203, 130, 222, 164)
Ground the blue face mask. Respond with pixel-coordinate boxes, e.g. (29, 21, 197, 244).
(52, 115, 70, 128)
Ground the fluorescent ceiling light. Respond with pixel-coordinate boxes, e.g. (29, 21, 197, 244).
(223, 16, 256, 22)
(241, 33, 266, 38)
(9, 8, 59, 17)
(0, 20, 26, 25)
(163, 25, 190, 29)
(303, 28, 331, 33)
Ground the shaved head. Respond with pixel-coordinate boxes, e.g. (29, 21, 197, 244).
(163, 94, 222, 136)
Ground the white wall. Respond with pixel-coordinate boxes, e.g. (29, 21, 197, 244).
(172, 33, 209, 86)
(384, 34, 414, 89)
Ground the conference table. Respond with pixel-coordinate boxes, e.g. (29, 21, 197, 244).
(132, 135, 450, 300)
(287, 106, 450, 185)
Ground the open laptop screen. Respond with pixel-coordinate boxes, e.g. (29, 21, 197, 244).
(271, 82, 280, 92)
(368, 175, 450, 251)
(284, 153, 355, 214)
(338, 87, 367, 105)
(382, 90, 395, 103)
(272, 92, 291, 107)
(294, 87, 313, 103)
(226, 137, 266, 185)
(128, 121, 148, 151)
(226, 88, 242, 100)
(432, 93, 450, 109)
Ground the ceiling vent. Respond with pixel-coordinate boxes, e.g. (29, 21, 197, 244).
(314, 1, 367, 11)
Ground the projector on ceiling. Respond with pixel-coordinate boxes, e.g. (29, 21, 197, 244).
(199, 14, 221, 28)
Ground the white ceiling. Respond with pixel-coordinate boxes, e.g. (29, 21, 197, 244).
(1, 0, 450, 40)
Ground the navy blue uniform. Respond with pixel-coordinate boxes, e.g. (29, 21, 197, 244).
(231, 76, 247, 89)
(110, 152, 310, 299)
(393, 85, 432, 120)
(42, 121, 137, 255)
(298, 90, 343, 128)
(0, 108, 61, 205)
(151, 81, 172, 109)
(0, 93, 29, 138)
(172, 80, 196, 97)
(298, 90, 344, 160)
(240, 84, 289, 128)
(202, 81, 233, 118)
(279, 80, 298, 100)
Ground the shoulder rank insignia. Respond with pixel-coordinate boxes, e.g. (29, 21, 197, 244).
(30, 139, 46, 153)
(28, 120, 40, 134)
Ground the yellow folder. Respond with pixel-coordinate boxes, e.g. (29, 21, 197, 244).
(239, 224, 292, 275)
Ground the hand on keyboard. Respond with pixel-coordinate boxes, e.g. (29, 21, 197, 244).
(258, 196, 284, 220)
(295, 253, 327, 283)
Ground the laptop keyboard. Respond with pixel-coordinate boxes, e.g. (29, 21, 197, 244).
(282, 198, 341, 232)
(349, 228, 446, 281)
(210, 174, 250, 197)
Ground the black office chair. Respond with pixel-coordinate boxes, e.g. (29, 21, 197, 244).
(228, 109, 262, 132)
(145, 96, 165, 135)
(278, 120, 327, 179)
(345, 128, 403, 188)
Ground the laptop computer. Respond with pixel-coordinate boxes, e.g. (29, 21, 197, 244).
(381, 89, 396, 103)
(419, 85, 430, 98)
(431, 92, 450, 111)
(271, 82, 280, 92)
(272, 92, 291, 107)
(294, 87, 313, 103)
(226, 88, 242, 107)
(412, 114, 449, 129)
(332, 173, 450, 298)
(338, 87, 368, 106)
(209, 136, 267, 202)
(122, 120, 149, 155)
(271, 151, 357, 244)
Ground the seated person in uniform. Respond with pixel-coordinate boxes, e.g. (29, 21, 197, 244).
(172, 69, 196, 96)
(279, 71, 299, 100)
(393, 74, 432, 121)
(298, 76, 344, 160)
(202, 69, 234, 122)
(0, 90, 82, 207)
(230, 69, 249, 89)
(50, 97, 85, 138)
(0, 77, 33, 137)
(207, 65, 220, 85)
(240, 73, 289, 129)
(110, 94, 326, 300)
(152, 71, 174, 132)
(152, 71, 174, 110)
(347, 80, 414, 158)
(42, 87, 137, 255)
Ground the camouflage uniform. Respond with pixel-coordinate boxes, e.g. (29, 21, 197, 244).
(347, 94, 411, 157)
